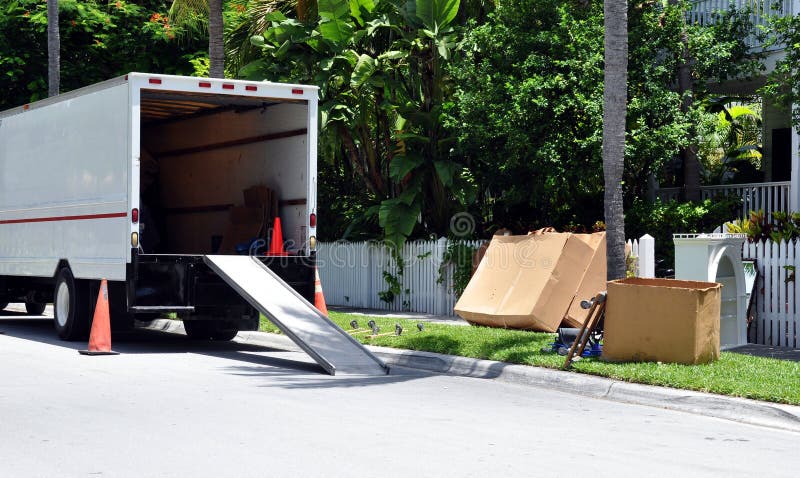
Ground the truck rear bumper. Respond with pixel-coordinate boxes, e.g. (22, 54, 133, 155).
(127, 250, 316, 318)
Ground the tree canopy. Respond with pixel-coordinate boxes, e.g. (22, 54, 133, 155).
(446, 0, 757, 233)
(0, 0, 203, 107)
(0, 0, 765, 246)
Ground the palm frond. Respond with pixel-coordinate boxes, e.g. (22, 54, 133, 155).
(169, 0, 210, 28)
(225, 0, 298, 76)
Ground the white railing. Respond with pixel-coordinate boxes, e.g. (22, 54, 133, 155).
(655, 187, 682, 202)
(688, 0, 794, 50)
(702, 181, 791, 219)
(318, 235, 656, 317)
(743, 239, 800, 348)
(655, 181, 791, 219)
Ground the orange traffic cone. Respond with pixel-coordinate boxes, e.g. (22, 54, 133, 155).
(314, 267, 328, 316)
(79, 279, 119, 355)
(268, 217, 288, 256)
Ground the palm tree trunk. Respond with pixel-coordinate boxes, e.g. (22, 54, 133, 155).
(208, 0, 224, 78)
(603, 0, 628, 281)
(47, 0, 60, 97)
(678, 33, 700, 201)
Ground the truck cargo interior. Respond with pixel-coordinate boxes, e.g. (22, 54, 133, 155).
(138, 90, 309, 256)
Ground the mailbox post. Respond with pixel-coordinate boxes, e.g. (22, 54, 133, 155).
(673, 233, 748, 348)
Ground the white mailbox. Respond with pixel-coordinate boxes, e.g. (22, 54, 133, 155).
(673, 233, 748, 348)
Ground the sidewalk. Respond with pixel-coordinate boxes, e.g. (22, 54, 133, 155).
(728, 344, 800, 362)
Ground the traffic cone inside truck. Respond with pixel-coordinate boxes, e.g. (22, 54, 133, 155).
(0, 73, 387, 375)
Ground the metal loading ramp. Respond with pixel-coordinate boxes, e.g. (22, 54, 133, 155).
(203, 255, 389, 376)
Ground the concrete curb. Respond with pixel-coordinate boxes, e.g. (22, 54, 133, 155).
(367, 345, 800, 433)
(143, 319, 800, 433)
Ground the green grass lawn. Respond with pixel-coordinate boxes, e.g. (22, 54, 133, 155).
(259, 312, 800, 405)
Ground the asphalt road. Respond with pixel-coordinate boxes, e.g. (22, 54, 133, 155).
(1, 309, 799, 477)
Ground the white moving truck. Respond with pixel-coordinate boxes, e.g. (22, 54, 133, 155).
(0, 73, 321, 341)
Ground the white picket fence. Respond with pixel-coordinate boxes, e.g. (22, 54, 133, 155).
(743, 240, 800, 348)
(317, 235, 656, 316)
(317, 238, 483, 316)
(318, 233, 800, 347)
(627, 234, 655, 278)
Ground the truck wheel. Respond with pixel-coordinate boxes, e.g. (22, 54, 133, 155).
(25, 301, 46, 315)
(53, 268, 91, 340)
(183, 320, 239, 341)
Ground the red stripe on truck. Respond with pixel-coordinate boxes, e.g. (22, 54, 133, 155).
(0, 212, 127, 225)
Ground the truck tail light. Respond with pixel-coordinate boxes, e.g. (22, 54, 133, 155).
(222, 84, 234, 90)
(149, 78, 162, 85)
(309, 213, 317, 227)
(199, 82, 211, 88)
(132, 208, 139, 223)
(292, 88, 303, 95)
(246, 85, 257, 92)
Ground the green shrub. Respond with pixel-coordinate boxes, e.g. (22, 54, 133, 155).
(727, 210, 800, 243)
(625, 195, 742, 273)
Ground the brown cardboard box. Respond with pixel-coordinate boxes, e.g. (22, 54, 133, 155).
(243, 185, 270, 208)
(243, 184, 276, 226)
(219, 206, 265, 253)
(454, 233, 596, 332)
(604, 277, 721, 364)
(563, 232, 607, 328)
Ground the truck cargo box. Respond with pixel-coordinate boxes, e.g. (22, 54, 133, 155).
(0, 73, 320, 341)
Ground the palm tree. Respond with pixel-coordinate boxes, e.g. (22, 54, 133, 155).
(208, 0, 224, 78)
(675, 11, 700, 201)
(47, 0, 59, 96)
(603, 0, 628, 280)
(169, 0, 225, 78)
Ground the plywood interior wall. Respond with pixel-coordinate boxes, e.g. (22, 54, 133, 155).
(141, 101, 309, 254)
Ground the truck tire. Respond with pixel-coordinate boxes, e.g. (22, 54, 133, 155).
(25, 301, 46, 315)
(183, 320, 239, 341)
(53, 268, 91, 340)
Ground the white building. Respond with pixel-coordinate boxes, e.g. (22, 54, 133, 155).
(656, 0, 800, 216)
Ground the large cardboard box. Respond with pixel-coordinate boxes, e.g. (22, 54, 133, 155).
(454, 233, 597, 332)
(563, 232, 606, 328)
(219, 206, 265, 253)
(604, 278, 721, 364)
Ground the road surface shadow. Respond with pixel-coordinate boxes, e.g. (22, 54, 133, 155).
(0, 315, 431, 386)
(225, 363, 433, 389)
(0, 315, 330, 375)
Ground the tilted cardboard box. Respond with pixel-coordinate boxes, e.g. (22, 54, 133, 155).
(454, 233, 599, 332)
(563, 232, 607, 328)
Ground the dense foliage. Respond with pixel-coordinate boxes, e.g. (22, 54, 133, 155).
(240, 0, 473, 247)
(0, 0, 765, 253)
(446, 0, 757, 233)
(0, 0, 203, 108)
(625, 195, 743, 272)
(763, 9, 800, 128)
